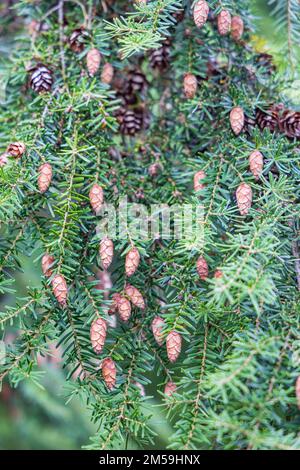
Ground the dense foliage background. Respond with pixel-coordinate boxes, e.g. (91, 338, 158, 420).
(0, 0, 299, 450)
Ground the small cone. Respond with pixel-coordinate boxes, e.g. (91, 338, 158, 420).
(166, 331, 182, 363)
(99, 237, 114, 270)
(183, 73, 197, 99)
(164, 381, 177, 397)
(102, 357, 116, 390)
(230, 106, 245, 135)
(231, 15, 244, 41)
(296, 376, 300, 409)
(0, 153, 9, 167)
(214, 269, 223, 279)
(116, 295, 131, 322)
(51, 274, 68, 306)
(38, 163, 52, 193)
(7, 142, 26, 158)
(125, 284, 145, 309)
(151, 316, 165, 346)
(193, 0, 209, 28)
(236, 182, 252, 215)
(41, 253, 55, 277)
(249, 150, 263, 180)
(125, 247, 140, 277)
(101, 63, 114, 84)
(194, 170, 206, 192)
(217, 10, 231, 35)
(87, 48, 101, 76)
(90, 317, 107, 354)
(89, 183, 104, 215)
(197, 256, 208, 280)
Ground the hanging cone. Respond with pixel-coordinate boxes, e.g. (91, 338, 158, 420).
(116, 295, 131, 322)
(151, 316, 166, 346)
(125, 247, 140, 277)
(99, 237, 114, 270)
(230, 106, 245, 135)
(193, 1, 209, 28)
(89, 183, 104, 215)
(217, 10, 231, 36)
(197, 256, 208, 280)
(125, 284, 145, 309)
(90, 317, 107, 354)
(41, 253, 55, 277)
(236, 182, 252, 215)
(194, 170, 206, 192)
(29, 64, 53, 93)
(183, 73, 197, 99)
(7, 142, 26, 158)
(51, 274, 68, 306)
(102, 357, 116, 390)
(101, 63, 114, 84)
(231, 15, 244, 41)
(86, 48, 101, 76)
(166, 331, 182, 363)
(164, 381, 177, 397)
(249, 150, 263, 180)
(38, 163, 52, 193)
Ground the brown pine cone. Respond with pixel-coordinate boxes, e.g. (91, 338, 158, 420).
(51, 274, 68, 306)
(166, 331, 182, 363)
(151, 316, 165, 346)
(99, 237, 114, 270)
(38, 163, 52, 193)
(197, 256, 208, 280)
(7, 142, 26, 158)
(193, 1, 209, 28)
(230, 106, 245, 135)
(255, 105, 281, 133)
(231, 15, 244, 41)
(164, 381, 177, 397)
(183, 73, 197, 99)
(89, 183, 104, 215)
(101, 63, 114, 84)
(279, 110, 300, 139)
(86, 48, 101, 76)
(41, 253, 55, 277)
(118, 108, 146, 136)
(249, 150, 263, 180)
(69, 28, 88, 53)
(102, 357, 116, 390)
(236, 182, 252, 216)
(29, 64, 53, 93)
(116, 295, 131, 322)
(194, 170, 206, 192)
(90, 317, 107, 354)
(125, 284, 145, 309)
(125, 247, 140, 277)
(217, 10, 231, 36)
(149, 40, 171, 71)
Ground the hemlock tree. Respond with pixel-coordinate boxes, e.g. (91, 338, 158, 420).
(0, 0, 300, 450)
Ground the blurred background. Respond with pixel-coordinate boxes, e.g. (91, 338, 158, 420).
(0, 0, 296, 450)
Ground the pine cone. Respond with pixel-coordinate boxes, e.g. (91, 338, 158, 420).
(41, 253, 55, 277)
(249, 150, 263, 180)
(214, 269, 223, 279)
(296, 376, 300, 409)
(236, 182, 252, 216)
(102, 357, 116, 390)
(149, 40, 171, 71)
(101, 63, 114, 84)
(231, 15, 244, 41)
(38, 163, 52, 193)
(30, 64, 53, 93)
(90, 317, 107, 354)
(183, 73, 197, 99)
(99, 237, 114, 270)
(69, 28, 88, 53)
(89, 183, 104, 215)
(194, 170, 206, 192)
(255, 106, 280, 134)
(256, 53, 276, 75)
(116, 295, 131, 322)
(125, 247, 140, 277)
(7, 142, 26, 158)
(125, 284, 145, 309)
(166, 331, 182, 363)
(164, 381, 177, 397)
(127, 70, 147, 94)
(118, 108, 146, 135)
(86, 48, 101, 76)
(230, 106, 245, 135)
(197, 256, 208, 280)
(148, 162, 162, 177)
(193, 1, 209, 29)
(51, 274, 68, 306)
(279, 109, 300, 139)
(217, 10, 231, 36)
(151, 316, 165, 346)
